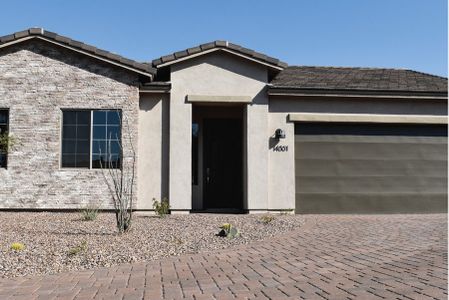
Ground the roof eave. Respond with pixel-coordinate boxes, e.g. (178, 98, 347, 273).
(152, 40, 288, 70)
(268, 86, 448, 100)
(155, 48, 285, 71)
(139, 82, 171, 93)
(0, 29, 156, 79)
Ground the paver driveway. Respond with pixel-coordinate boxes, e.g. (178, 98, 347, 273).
(0, 214, 446, 300)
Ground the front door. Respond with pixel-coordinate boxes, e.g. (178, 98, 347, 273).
(203, 118, 243, 210)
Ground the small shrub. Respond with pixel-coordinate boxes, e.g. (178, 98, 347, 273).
(153, 198, 170, 217)
(171, 236, 183, 246)
(0, 132, 19, 152)
(68, 241, 87, 256)
(10, 242, 25, 251)
(260, 215, 275, 224)
(217, 223, 240, 239)
(80, 205, 99, 221)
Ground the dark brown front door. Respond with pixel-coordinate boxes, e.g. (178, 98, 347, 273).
(203, 118, 243, 210)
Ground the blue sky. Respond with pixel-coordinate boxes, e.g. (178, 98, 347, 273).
(1, 0, 447, 76)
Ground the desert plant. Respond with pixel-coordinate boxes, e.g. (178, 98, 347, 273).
(153, 197, 170, 217)
(0, 132, 18, 152)
(217, 223, 240, 239)
(80, 205, 99, 221)
(10, 242, 25, 251)
(260, 215, 275, 224)
(68, 241, 87, 256)
(99, 112, 136, 234)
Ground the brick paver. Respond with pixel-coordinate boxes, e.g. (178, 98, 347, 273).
(0, 214, 446, 299)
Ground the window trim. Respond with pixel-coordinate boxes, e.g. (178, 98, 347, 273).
(60, 109, 122, 170)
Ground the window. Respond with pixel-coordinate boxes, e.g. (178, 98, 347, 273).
(192, 123, 199, 185)
(61, 110, 121, 169)
(92, 110, 121, 169)
(61, 111, 91, 168)
(0, 110, 8, 168)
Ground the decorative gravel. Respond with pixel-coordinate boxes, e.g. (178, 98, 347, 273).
(0, 212, 304, 278)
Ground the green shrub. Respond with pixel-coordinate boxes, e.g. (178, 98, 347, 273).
(217, 223, 240, 239)
(10, 242, 25, 251)
(68, 241, 87, 256)
(80, 205, 99, 221)
(260, 215, 275, 224)
(153, 198, 170, 217)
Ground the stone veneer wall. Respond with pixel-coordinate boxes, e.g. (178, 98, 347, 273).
(0, 39, 140, 209)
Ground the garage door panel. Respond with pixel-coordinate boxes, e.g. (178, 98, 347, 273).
(296, 193, 447, 214)
(295, 140, 447, 160)
(296, 176, 447, 194)
(295, 158, 447, 177)
(295, 123, 447, 214)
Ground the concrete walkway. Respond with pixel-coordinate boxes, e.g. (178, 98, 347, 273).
(0, 214, 447, 300)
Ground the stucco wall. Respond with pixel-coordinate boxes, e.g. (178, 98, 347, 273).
(169, 51, 270, 211)
(267, 96, 448, 212)
(137, 93, 169, 209)
(0, 40, 140, 209)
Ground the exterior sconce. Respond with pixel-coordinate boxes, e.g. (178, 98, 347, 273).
(275, 128, 286, 139)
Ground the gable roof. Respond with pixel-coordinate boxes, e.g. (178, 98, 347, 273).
(152, 40, 288, 70)
(0, 28, 155, 78)
(271, 66, 447, 97)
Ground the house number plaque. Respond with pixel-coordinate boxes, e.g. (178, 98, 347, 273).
(273, 145, 288, 152)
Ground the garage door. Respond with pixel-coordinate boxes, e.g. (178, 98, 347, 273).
(295, 123, 447, 214)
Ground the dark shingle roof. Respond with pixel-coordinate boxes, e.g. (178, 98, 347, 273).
(0, 28, 155, 77)
(152, 40, 288, 69)
(271, 66, 447, 94)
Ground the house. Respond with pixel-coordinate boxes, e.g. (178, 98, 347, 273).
(0, 28, 447, 213)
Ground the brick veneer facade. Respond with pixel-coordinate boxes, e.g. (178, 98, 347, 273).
(0, 40, 139, 209)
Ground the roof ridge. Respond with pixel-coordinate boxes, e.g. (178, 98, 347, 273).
(152, 40, 288, 69)
(287, 65, 448, 78)
(289, 65, 410, 71)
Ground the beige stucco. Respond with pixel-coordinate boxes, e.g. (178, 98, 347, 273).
(267, 96, 448, 212)
(169, 50, 270, 212)
(137, 93, 169, 209)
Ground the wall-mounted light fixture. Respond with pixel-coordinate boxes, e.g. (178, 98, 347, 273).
(275, 128, 286, 139)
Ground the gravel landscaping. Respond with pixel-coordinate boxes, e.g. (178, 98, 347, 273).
(0, 212, 304, 278)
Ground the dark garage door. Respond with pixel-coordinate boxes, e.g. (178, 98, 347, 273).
(295, 123, 448, 214)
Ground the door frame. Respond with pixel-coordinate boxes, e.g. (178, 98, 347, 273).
(191, 105, 245, 213)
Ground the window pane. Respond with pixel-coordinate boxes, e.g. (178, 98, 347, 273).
(77, 111, 90, 125)
(77, 125, 90, 140)
(107, 110, 121, 125)
(91, 154, 104, 168)
(0, 153, 6, 168)
(76, 154, 90, 168)
(61, 111, 91, 168)
(92, 110, 122, 169)
(192, 123, 199, 185)
(0, 110, 9, 168)
(92, 140, 106, 155)
(93, 125, 106, 140)
(106, 126, 120, 140)
(110, 141, 121, 155)
(62, 125, 76, 139)
(61, 154, 76, 168)
(62, 111, 77, 125)
(77, 141, 90, 154)
(93, 111, 106, 125)
(62, 140, 77, 154)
